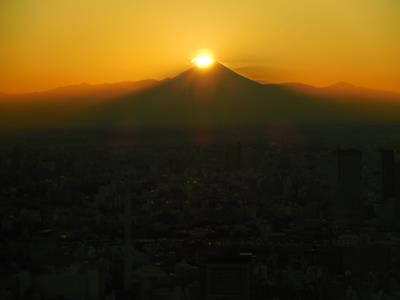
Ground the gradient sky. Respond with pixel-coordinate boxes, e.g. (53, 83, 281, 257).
(1, 0, 399, 93)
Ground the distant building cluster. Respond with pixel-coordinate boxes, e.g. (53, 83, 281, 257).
(0, 134, 400, 299)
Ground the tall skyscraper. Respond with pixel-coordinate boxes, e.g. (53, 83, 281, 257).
(124, 192, 132, 293)
(381, 149, 396, 200)
(380, 150, 399, 227)
(224, 142, 242, 171)
(203, 254, 251, 300)
(335, 149, 363, 221)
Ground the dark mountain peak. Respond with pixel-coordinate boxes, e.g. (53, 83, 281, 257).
(169, 62, 262, 89)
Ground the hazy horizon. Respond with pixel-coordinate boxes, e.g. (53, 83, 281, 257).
(1, 63, 399, 96)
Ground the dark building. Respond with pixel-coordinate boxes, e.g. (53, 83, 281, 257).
(398, 161, 400, 198)
(203, 253, 251, 300)
(224, 142, 242, 171)
(381, 149, 396, 200)
(334, 149, 363, 221)
(379, 150, 399, 227)
(11, 145, 24, 170)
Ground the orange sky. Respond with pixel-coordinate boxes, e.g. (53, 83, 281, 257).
(1, 0, 399, 94)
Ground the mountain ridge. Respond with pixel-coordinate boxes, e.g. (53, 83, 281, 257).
(1, 63, 400, 130)
(1, 64, 399, 98)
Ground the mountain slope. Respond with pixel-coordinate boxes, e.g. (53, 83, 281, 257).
(0, 80, 159, 103)
(101, 63, 353, 127)
(1, 64, 400, 131)
(108, 63, 268, 127)
(0, 80, 160, 130)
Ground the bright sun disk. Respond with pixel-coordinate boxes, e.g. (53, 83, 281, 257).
(192, 55, 214, 68)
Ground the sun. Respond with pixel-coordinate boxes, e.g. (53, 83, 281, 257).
(192, 54, 215, 68)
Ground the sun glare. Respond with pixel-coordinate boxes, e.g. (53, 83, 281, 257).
(192, 54, 214, 68)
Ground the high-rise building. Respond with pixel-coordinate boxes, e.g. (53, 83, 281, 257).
(12, 145, 24, 170)
(334, 149, 363, 221)
(124, 192, 132, 293)
(203, 254, 251, 300)
(397, 161, 400, 198)
(224, 142, 242, 171)
(380, 150, 399, 226)
(381, 149, 396, 200)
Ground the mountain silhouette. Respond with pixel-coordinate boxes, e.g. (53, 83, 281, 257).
(0, 80, 158, 103)
(101, 63, 344, 128)
(104, 63, 272, 127)
(1, 63, 400, 131)
(0, 79, 159, 130)
(103, 63, 369, 128)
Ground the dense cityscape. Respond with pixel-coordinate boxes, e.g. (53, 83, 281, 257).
(1, 130, 399, 300)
